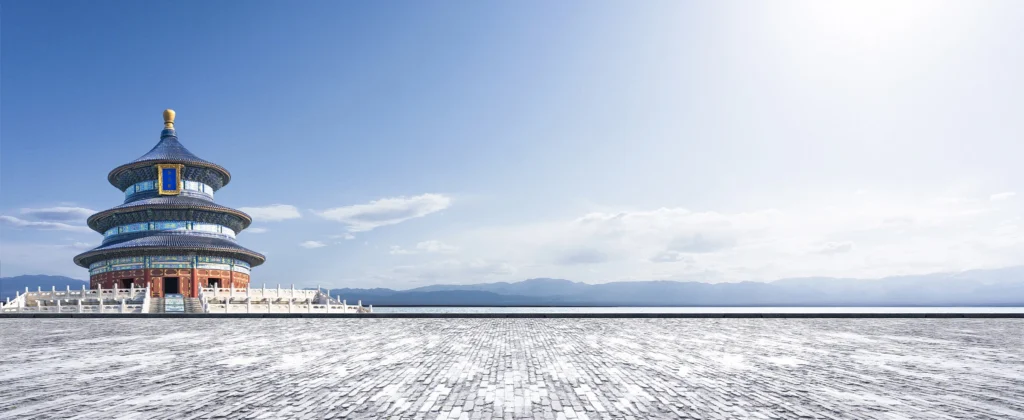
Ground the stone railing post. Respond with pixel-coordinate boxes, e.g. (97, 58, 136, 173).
(291, 284, 295, 299)
(288, 299, 293, 313)
(342, 300, 347, 312)
(121, 299, 126, 313)
(246, 297, 252, 314)
(56, 299, 61, 313)
(78, 299, 83, 313)
(307, 299, 312, 313)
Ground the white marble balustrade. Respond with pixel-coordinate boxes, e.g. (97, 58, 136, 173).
(1, 285, 151, 313)
(197, 285, 371, 314)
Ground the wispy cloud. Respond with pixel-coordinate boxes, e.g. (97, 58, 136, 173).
(814, 241, 854, 255)
(390, 240, 460, 255)
(386, 258, 516, 283)
(246, 227, 269, 234)
(649, 250, 692, 263)
(238, 204, 302, 221)
(991, 192, 1016, 202)
(0, 215, 92, 233)
(299, 240, 327, 249)
(415, 240, 458, 253)
(0, 206, 95, 233)
(19, 206, 94, 221)
(389, 245, 415, 255)
(315, 193, 451, 232)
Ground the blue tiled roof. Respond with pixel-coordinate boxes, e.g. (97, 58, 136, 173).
(107, 131, 231, 189)
(74, 234, 266, 267)
(106, 195, 233, 212)
(87, 196, 253, 233)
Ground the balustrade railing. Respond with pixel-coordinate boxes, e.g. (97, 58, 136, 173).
(1, 285, 150, 313)
(3, 284, 370, 314)
(197, 284, 371, 314)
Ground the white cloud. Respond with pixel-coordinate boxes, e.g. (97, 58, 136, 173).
(990, 192, 1016, 202)
(555, 248, 610, 265)
(423, 192, 1024, 284)
(19, 206, 94, 221)
(0, 215, 92, 233)
(238, 204, 301, 221)
(416, 240, 459, 253)
(330, 233, 356, 240)
(386, 258, 516, 283)
(814, 241, 854, 255)
(246, 227, 269, 234)
(650, 250, 692, 263)
(390, 240, 460, 256)
(299, 240, 327, 249)
(0, 206, 96, 233)
(389, 245, 415, 255)
(315, 193, 451, 232)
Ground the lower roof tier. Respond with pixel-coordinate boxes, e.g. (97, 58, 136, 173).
(87, 196, 252, 233)
(74, 234, 266, 268)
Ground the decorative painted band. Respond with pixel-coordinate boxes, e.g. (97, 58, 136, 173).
(125, 180, 214, 199)
(88, 255, 251, 275)
(103, 221, 236, 240)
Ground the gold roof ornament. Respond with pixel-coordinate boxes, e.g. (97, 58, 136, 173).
(163, 109, 176, 129)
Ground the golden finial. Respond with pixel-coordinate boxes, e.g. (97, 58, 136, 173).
(163, 109, 176, 129)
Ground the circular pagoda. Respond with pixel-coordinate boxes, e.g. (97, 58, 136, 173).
(74, 110, 265, 297)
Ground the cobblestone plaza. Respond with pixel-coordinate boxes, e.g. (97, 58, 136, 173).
(1, 319, 1021, 419)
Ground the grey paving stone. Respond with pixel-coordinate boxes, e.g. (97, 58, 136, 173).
(0, 319, 1022, 419)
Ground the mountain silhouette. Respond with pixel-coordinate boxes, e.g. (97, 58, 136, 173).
(4, 266, 1023, 306)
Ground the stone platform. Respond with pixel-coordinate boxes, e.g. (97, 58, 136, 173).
(0, 319, 1021, 419)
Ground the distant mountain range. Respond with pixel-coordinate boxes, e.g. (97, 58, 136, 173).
(4, 266, 1023, 306)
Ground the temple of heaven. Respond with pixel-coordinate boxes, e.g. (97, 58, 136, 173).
(73, 110, 265, 298)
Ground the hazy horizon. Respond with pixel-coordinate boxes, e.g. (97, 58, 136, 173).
(2, 1, 1023, 288)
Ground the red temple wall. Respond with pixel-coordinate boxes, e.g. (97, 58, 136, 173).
(90, 268, 250, 298)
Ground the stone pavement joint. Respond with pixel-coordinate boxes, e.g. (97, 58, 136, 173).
(0, 319, 1022, 419)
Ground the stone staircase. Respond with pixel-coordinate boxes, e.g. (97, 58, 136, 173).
(185, 297, 204, 313)
(149, 298, 164, 314)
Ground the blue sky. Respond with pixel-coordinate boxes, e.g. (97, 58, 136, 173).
(2, 0, 1022, 288)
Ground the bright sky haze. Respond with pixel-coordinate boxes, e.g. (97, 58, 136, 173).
(2, 0, 1022, 288)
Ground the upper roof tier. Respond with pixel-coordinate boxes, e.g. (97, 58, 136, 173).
(107, 111, 231, 191)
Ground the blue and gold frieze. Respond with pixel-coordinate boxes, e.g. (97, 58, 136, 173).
(103, 221, 236, 241)
(88, 255, 252, 275)
(125, 179, 213, 199)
